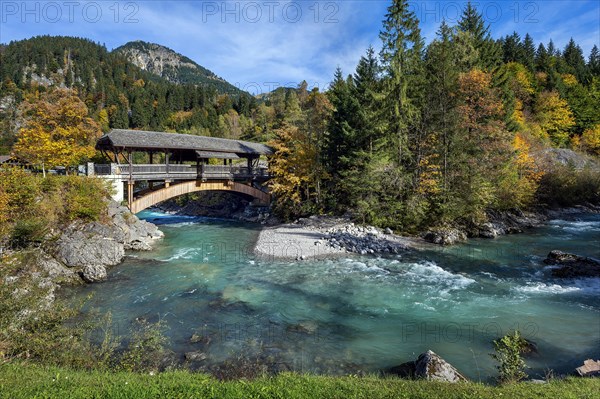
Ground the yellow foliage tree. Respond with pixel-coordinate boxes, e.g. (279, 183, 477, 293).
(534, 91, 575, 147)
(13, 89, 101, 176)
(581, 125, 600, 155)
(268, 122, 321, 220)
(0, 188, 9, 236)
(514, 133, 544, 202)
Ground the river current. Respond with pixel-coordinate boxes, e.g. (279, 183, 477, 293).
(70, 211, 600, 381)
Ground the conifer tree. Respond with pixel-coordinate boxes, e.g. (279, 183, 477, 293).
(522, 34, 536, 71)
(458, 2, 502, 70)
(379, 0, 424, 167)
(589, 45, 600, 76)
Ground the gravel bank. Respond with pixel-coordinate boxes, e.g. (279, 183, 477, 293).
(254, 216, 427, 260)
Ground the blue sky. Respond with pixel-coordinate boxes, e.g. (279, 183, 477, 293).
(1, 1, 598, 94)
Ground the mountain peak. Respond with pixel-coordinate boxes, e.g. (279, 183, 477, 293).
(114, 41, 242, 95)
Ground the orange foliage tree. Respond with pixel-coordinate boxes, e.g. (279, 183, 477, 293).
(455, 69, 513, 221)
(13, 88, 101, 176)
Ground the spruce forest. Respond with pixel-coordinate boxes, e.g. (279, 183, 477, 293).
(1, 1, 599, 232)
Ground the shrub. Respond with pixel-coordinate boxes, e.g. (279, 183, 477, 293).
(63, 176, 110, 222)
(537, 164, 600, 207)
(118, 319, 170, 373)
(490, 330, 528, 383)
(9, 217, 48, 249)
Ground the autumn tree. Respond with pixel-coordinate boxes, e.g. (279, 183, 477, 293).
(454, 69, 513, 222)
(268, 122, 321, 220)
(497, 133, 544, 209)
(581, 125, 600, 155)
(13, 88, 101, 176)
(534, 91, 575, 146)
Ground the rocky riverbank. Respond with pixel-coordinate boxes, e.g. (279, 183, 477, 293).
(2, 201, 163, 308)
(254, 205, 600, 260)
(423, 205, 600, 246)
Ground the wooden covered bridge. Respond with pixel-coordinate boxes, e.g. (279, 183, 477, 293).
(92, 129, 273, 213)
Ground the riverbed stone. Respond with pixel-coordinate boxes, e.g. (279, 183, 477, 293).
(423, 228, 467, 246)
(185, 351, 208, 362)
(544, 250, 600, 278)
(55, 230, 125, 269)
(414, 350, 467, 382)
(80, 264, 108, 283)
(575, 359, 600, 377)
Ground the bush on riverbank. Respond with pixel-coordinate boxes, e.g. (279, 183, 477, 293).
(1, 362, 599, 399)
(537, 164, 600, 207)
(0, 168, 111, 249)
(0, 250, 171, 371)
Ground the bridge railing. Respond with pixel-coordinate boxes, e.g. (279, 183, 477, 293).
(91, 163, 271, 180)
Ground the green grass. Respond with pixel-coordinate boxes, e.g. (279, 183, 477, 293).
(1, 362, 598, 399)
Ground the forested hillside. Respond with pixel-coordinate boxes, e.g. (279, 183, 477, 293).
(1, 1, 599, 232)
(0, 36, 259, 153)
(267, 1, 600, 231)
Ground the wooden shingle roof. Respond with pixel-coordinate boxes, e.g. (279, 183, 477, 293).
(96, 129, 273, 156)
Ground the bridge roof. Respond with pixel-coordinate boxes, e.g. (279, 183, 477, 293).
(96, 129, 273, 156)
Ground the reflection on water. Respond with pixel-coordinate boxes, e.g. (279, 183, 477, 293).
(67, 210, 600, 380)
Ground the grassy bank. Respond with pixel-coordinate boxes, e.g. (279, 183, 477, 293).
(0, 363, 598, 399)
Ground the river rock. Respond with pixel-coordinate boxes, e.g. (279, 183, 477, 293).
(388, 350, 467, 383)
(31, 249, 79, 283)
(544, 250, 600, 278)
(107, 201, 164, 250)
(423, 228, 467, 246)
(80, 264, 108, 283)
(575, 359, 600, 377)
(55, 229, 125, 269)
(47, 201, 163, 284)
(415, 350, 467, 382)
(185, 351, 208, 362)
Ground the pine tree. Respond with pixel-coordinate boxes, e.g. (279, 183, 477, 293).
(352, 46, 382, 152)
(326, 68, 359, 179)
(563, 38, 590, 83)
(522, 34, 536, 71)
(379, 0, 424, 167)
(547, 40, 558, 57)
(589, 45, 600, 76)
(422, 20, 460, 207)
(502, 32, 523, 64)
(458, 2, 502, 70)
(535, 43, 550, 72)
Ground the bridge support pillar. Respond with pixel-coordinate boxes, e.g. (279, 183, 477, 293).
(127, 181, 134, 208)
(165, 180, 172, 188)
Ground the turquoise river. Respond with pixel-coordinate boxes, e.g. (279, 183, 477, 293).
(70, 211, 600, 381)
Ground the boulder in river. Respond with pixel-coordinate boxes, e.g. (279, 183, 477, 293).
(575, 359, 600, 377)
(55, 230, 125, 269)
(544, 250, 600, 278)
(387, 350, 467, 383)
(423, 228, 467, 246)
(80, 264, 108, 283)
